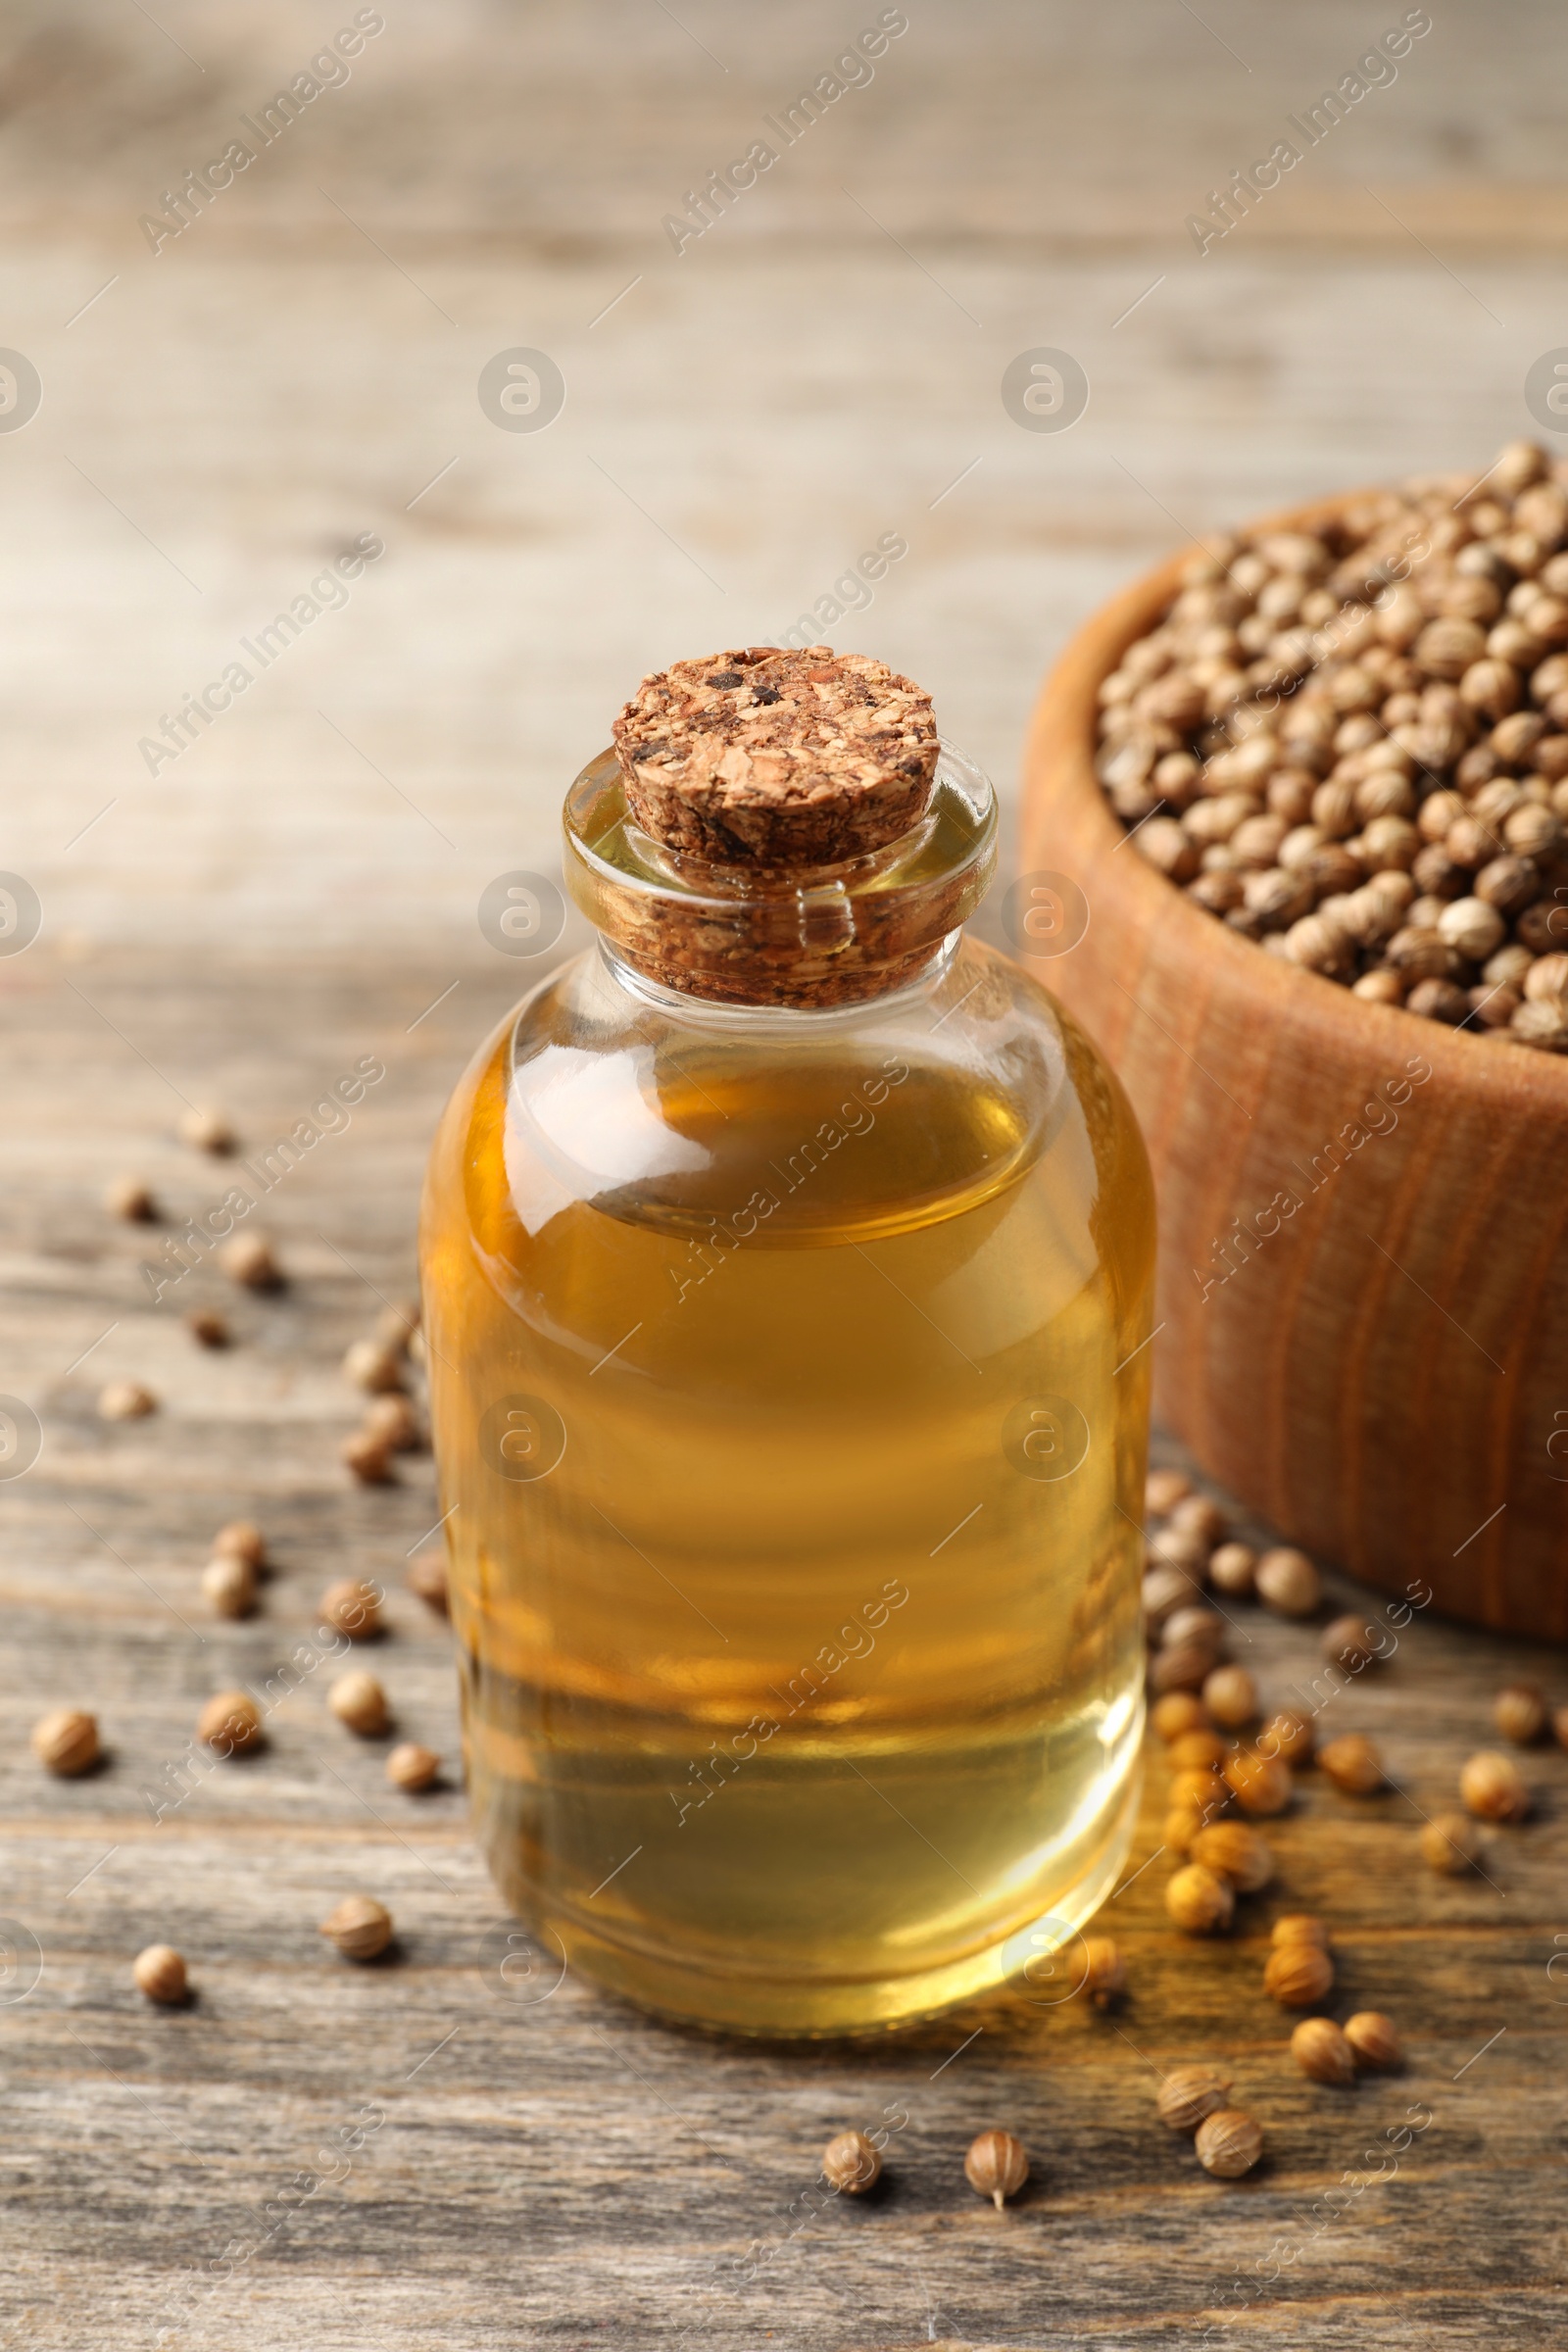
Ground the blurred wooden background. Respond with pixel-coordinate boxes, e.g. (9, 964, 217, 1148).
(3, 3, 1568, 2345)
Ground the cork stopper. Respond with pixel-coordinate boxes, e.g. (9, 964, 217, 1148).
(611, 645, 940, 866)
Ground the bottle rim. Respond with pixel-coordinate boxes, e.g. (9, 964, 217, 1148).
(562, 738, 998, 1008)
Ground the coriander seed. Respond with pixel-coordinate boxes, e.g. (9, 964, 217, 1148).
(1081, 1935, 1125, 2007)
(1201, 1665, 1257, 1730)
(1271, 1914, 1329, 1949)
(98, 1379, 156, 1422)
(201, 1554, 257, 1620)
(329, 1670, 389, 1737)
(407, 1549, 449, 1616)
(31, 1706, 99, 1776)
(1152, 1691, 1209, 1742)
(386, 1741, 440, 1792)
(1257, 1708, 1315, 1768)
(219, 1231, 279, 1290)
(341, 1429, 395, 1486)
(963, 2129, 1029, 2210)
(1223, 1750, 1293, 1816)
(1419, 1811, 1488, 1875)
(133, 1944, 187, 2005)
(177, 1105, 235, 1154)
(1207, 1542, 1256, 1597)
(1168, 1495, 1228, 1547)
(1459, 1748, 1529, 1821)
(1493, 1682, 1547, 1745)
(1318, 1734, 1385, 1794)
(105, 1176, 157, 1222)
(1169, 1728, 1229, 1773)
(185, 1309, 229, 1348)
(319, 1894, 393, 1961)
(362, 1395, 421, 1452)
(1254, 1547, 1321, 1619)
(343, 1339, 405, 1395)
(1263, 1941, 1335, 2008)
(214, 1519, 266, 1568)
(322, 1578, 382, 1639)
(1344, 2011, 1402, 2071)
(1146, 1467, 1192, 1519)
(1195, 2108, 1263, 2179)
(1291, 2016, 1354, 2084)
(1321, 1614, 1380, 1673)
(1191, 1821, 1274, 1893)
(373, 1298, 421, 1356)
(1155, 2065, 1232, 2132)
(1166, 1863, 1234, 1935)
(197, 1690, 263, 1755)
(822, 2130, 881, 2193)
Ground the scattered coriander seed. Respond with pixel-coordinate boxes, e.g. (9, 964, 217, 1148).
(31, 1707, 99, 1776)
(386, 1740, 440, 1792)
(319, 1894, 393, 1962)
(408, 1328, 425, 1366)
(1318, 1734, 1386, 1794)
(1151, 1644, 1215, 1696)
(1419, 1811, 1489, 1875)
(1152, 1690, 1209, 1742)
(1344, 2011, 1402, 2071)
(98, 1379, 156, 1422)
(407, 1549, 449, 1617)
(1206, 1542, 1257, 1598)
(1493, 1682, 1547, 1745)
(219, 1231, 279, 1290)
(177, 1105, 235, 1154)
(1554, 1704, 1568, 1753)
(201, 1554, 257, 1620)
(1170, 1728, 1230, 1773)
(1155, 2065, 1232, 2132)
(1459, 1748, 1530, 1821)
(1168, 1495, 1228, 1547)
(1144, 1563, 1201, 1629)
(1081, 1935, 1125, 2007)
(963, 2130, 1029, 2210)
(1191, 1821, 1274, 1893)
(329, 1671, 390, 1737)
(341, 1429, 395, 1486)
(185, 1309, 229, 1348)
(1322, 1614, 1380, 1673)
(322, 1577, 383, 1639)
(822, 2130, 881, 2194)
(362, 1395, 421, 1452)
(1263, 1941, 1335, 2009)
(133, 1944, 187, 2005)
(343, 1339, 405, 1395)
(1291, 2016, 1355, 2085)
(1254, 1547, 1321, 1619)
(105, 1176, 157, 1222)
(1162, 1802, 1204, 1856)
(213, 1519, 266, 1568)
(1195, 2109, 1263, 2180)
(1271, 1914, 1330, 1949)
(1148, 1525, 1212, 1579)
(1166, 1863, 1235, 1935)
(373, 1298, 421, 1355)
(1146, 1467, 1193, 1518)
(1257, 1708, 1315, 1768)
(197, 1690, 263, 1756)
(1202, 1665, 1257, 1730)
(1224, 1750, 1294, 1816)
(1171, 1767, 1230, 1820)
(1162, 1603, 1225, 1651)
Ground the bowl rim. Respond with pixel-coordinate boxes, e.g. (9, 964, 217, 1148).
(1023, 487, 1568, 1103)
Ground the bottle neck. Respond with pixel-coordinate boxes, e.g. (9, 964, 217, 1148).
(562, 741, 997, 1011)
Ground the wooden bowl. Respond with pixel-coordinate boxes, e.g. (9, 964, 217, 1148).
(1021, 500, 1568, 1638)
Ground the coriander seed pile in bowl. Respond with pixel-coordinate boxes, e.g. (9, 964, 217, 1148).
(1096, 437, 1568, 1046)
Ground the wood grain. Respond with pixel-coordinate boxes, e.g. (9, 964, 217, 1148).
(4, 946, 1568, 2351)
(1021, 507, 1568, 1640)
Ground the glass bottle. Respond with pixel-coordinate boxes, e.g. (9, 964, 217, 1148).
(420, 740, 1154, 2035)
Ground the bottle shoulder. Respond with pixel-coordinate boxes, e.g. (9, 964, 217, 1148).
(426, 938, 1150, 1260)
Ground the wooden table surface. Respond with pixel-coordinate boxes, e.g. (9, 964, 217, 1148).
(4, 3, 1568, 2344)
